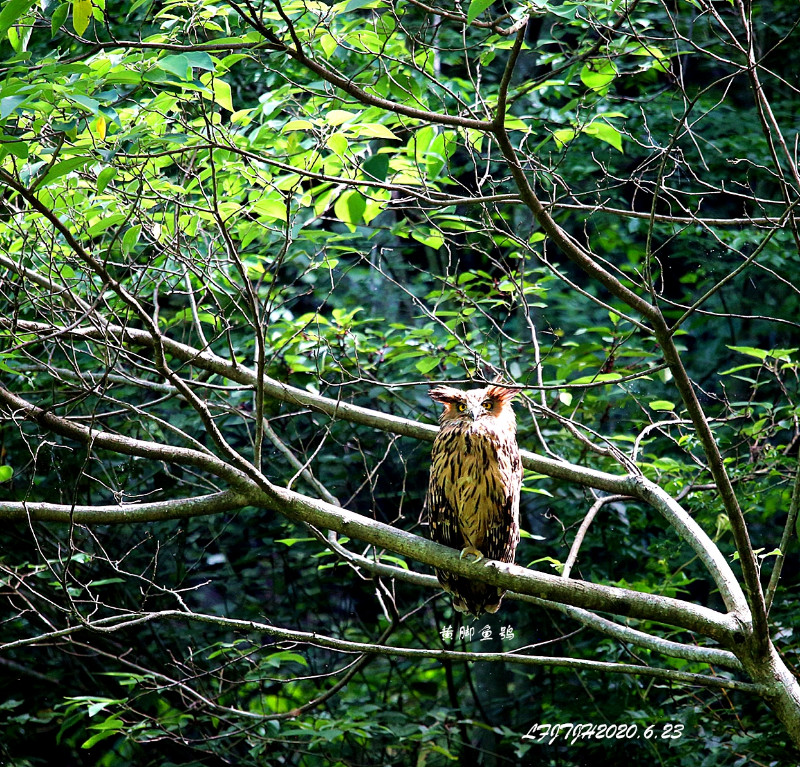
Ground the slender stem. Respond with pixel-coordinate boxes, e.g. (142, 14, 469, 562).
(765, 449, 800, 613)
(216, 0, 493, 131)
(562, 495, 627, 580)
(0, 608, 756, 692)
(491, 124, 659, 326)
(670, 210, 792, 334)
(494, 25, 525, 122)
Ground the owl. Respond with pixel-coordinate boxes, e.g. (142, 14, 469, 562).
(425, 383, 522, 616)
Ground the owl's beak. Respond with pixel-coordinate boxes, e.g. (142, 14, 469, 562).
(469, 406, 482, 421)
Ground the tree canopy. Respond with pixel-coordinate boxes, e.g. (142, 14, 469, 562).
(1, 0, 800, 764)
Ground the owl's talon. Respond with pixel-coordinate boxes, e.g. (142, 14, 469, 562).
(460, 546, 484, 563)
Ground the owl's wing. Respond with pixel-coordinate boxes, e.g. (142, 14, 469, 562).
(481, 438, 522, 564)
(481, 484, 520, 564)
(426, 475, 462, 550)
(426, 433, 463, 550)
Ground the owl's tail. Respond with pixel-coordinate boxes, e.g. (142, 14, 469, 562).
(436, 570, 505, 617)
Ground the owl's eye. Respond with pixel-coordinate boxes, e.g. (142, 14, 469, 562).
(457, 403, 467, 412)
(482, 400, 493, 411)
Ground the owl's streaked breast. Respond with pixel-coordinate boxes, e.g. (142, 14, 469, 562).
(432, 418, 518, 550)
(426, 383, 523, 616)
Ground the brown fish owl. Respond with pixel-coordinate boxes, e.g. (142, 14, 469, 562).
(426, 384, 522, 616)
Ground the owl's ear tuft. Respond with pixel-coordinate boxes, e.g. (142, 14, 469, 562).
(485, 384, 517, 404)
(429, 386, 463, 405)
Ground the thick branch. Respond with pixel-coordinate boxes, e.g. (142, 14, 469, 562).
(0, 385, 254, 492)
(0, 317, 748, 615)
(261, 482, 741, 644)
(0, 491, 249, 523)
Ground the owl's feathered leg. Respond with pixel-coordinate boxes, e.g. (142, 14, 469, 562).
(459, 546, 484, 563)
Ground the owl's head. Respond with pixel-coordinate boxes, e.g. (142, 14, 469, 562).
(429, 384, 517, 429)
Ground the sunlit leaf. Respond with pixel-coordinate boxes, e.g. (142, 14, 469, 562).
(466, 0, 494, 24)
(580, 60, 617, 92)
(649, 400, 676, 411)
(72, 0, 91, 34)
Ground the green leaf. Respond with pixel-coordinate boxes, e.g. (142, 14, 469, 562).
(200, 74, 233, 111)
(158, 54, 191, 80)
(72, 0, 91, 34)
(121, 224, 141, 254)
(583, 120, 623, 152)
(327, 109, 357, 125)
(275, 537, 315, 547)
(568, 372, 622, 386)
(580, 60, 617, 93)
(39, 156, 91, 187)
(86, 578, 125, 587)
(67, 93, 100, 113)
(319, 31, 338, 58)
(326, 132, 348, 157)
(127, 0, 151, 15)
(96, 166, 116, 193)
(411, 228, 444, 249)
(361, 153, 389, 181)
(466, 0, 494, 25)
(415, 356, 439, 374)
(81, 718, 124, 749)
(0, 94, 25, 119)
(50, 0, 68, 33)
(727, 345, 797, 362)
(157, 52, 214, 79)
(424, 132, 447, 178)
(553, 128, 576, 148)
(252, 196, 288, 222)
(0, 465, 12, 482)
(727, 345, 768, 360)
(0, 140, 27, 159)
(7, 10, 32, 51)
(426, 743, 459, 761)
(183, 51, 215, 71)
(87, 213, 126, 236)
(357, 122, 400, 140)
(649, 400, 675, 411)
(377, 553, 408, 570)
(0, 0, 35, 35)
(283, 119, 313, 132)
(334, 189, 366, 228)
(264, 651, 308, 668)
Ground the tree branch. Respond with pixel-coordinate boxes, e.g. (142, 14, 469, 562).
(0, 491, 250, 523)
(0, 316, 748, 615)
(0, 385, 255, 492)
(2, 608, 755, 692)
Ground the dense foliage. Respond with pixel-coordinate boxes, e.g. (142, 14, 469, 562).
(1, 0, 800, 764)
